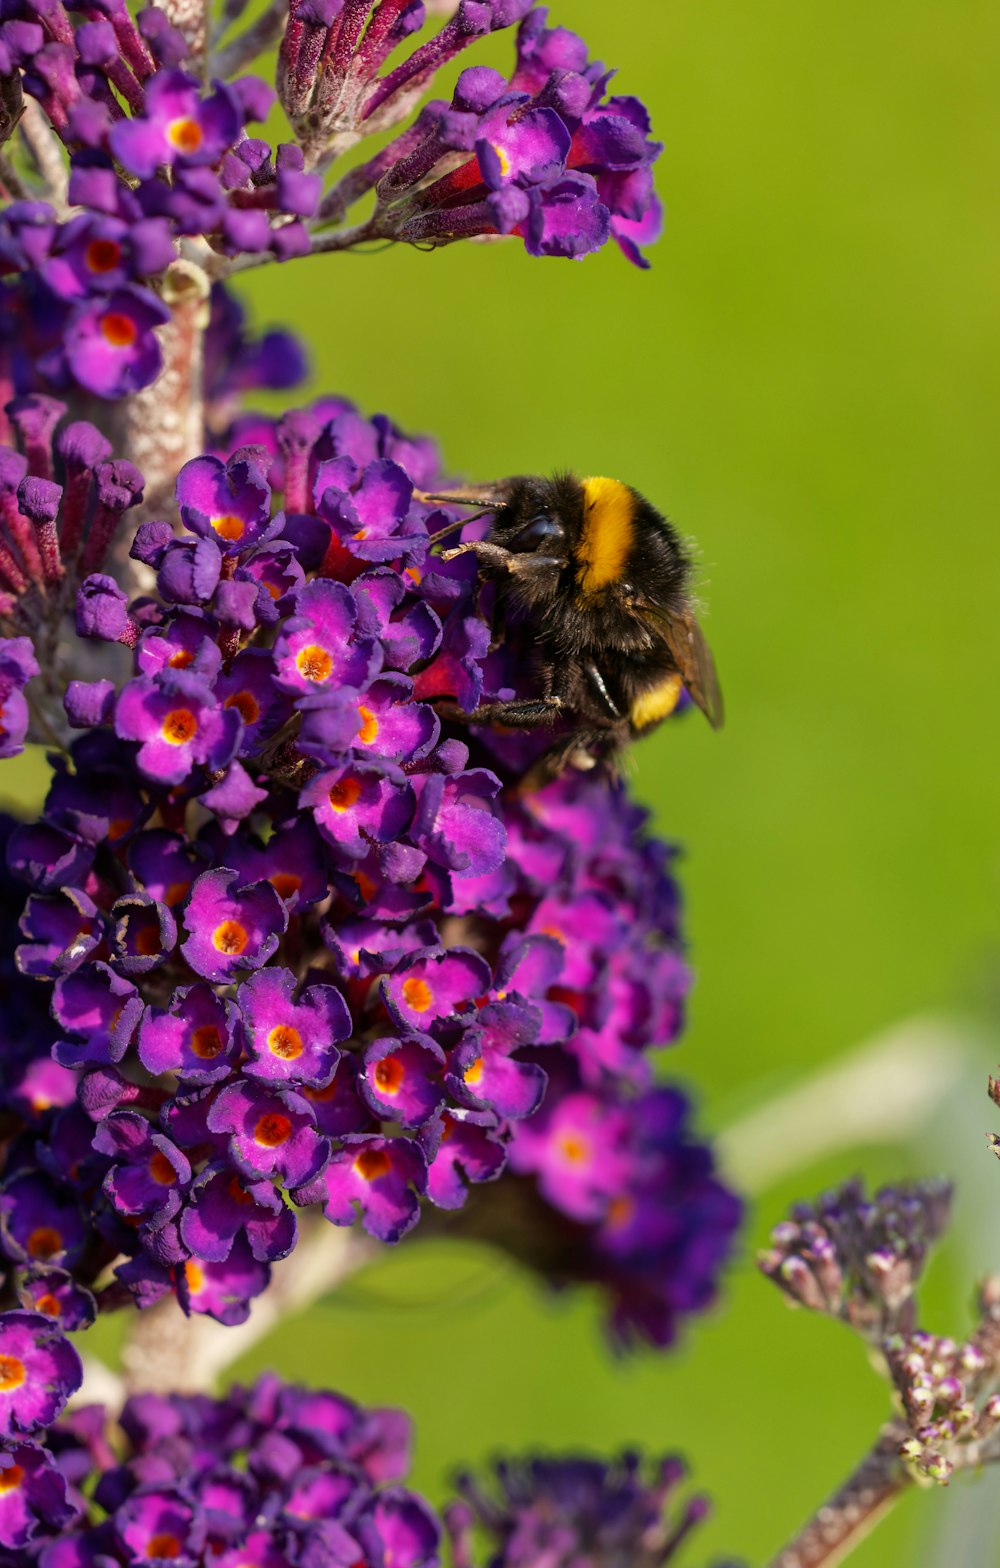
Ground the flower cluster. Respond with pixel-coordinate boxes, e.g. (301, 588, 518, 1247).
(0, 2, 661, 404)
(0, 395, 738, 1347)
(0, 1309, 82, 1552)
(447, 1452, 732, 1568)
(0, 1371, 441, 1561)
(758, 1177, 953, 1344)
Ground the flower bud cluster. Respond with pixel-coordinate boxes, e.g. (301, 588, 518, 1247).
(446, 1451, 732, 1568)
(758, 1177, 952, 1343)
(0, 396, 739, 1349)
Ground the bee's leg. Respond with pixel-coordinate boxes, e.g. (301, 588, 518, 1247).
(441, 542, 568, 576)
(583, 662, 621, 719)
(440, 541, 516, 572)
(435, 695, 564, 727)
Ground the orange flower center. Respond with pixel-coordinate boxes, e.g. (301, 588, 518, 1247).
(270, 872, 301, 900)
(328, 776, 363, 813)
(85, 237, 122, 273)
(463, 1056, 484, 1087)
(303, 1078, 338, 1103)
(212, 920, 248, 956)
(100, 311, 138, 347)
(557, 1132, 590, 1165)
(211, 513, 244, 542)
(0, 1355, 25, 1392)
(135, 924, 161, 957)
(357, 705, 379, 744)
(373, 1056, 404, 1094)
(35, 1292, 61, 1318)
(295, 644, 333, 683)
(167, 115, 203, 153)
(353, 1148, 391, 1182)
(168, 648, 194, 668)
(254, 1112, 292, 1147)
(227, 1177, 254, 1207)
(149, 1151, 177, 1185)
(161, 708, 198, 746)
(401, 977, 433, 1013)
(184, 1260, 204, 1292)
(27, 1225, 62, 1260)
(0, 1464, 24, 1493)
(164, 880, 191, 907)
(224, 690, 260, 725)
(267, 1024, 303, 1061)
(606, 1194, 634, 1229)
(147, 1532, 183, 1559)
(190, 1024, 223, 1059)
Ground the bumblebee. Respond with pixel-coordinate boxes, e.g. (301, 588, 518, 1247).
(424, 473, 722, 775)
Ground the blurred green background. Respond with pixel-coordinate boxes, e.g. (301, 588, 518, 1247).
(13, 0, 1000, 1561)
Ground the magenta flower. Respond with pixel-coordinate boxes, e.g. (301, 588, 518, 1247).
(448, 1000, 548, 1121)
(115, 670, 242, 786)
(0, 1441, 76, 1550)
(177, 1234, 271, 1326)
(115, 1485, 204, 1565)
(0, 1310, 82, 1437)
(300, 761, 415, 858)
(296, 1135, 427, 1243)
(138, 984, 240, 1083)
(361, 1035, 446, 1129)
(381, 947, 491, 1033)
(207, 1080, 328, 1188)
(239, 965, 351, 1087)
(272, 578, 379, 695)
(423, 1109, 506, 1210)
(508, 1089, 634, 1225)
(180, 869, 287, 982)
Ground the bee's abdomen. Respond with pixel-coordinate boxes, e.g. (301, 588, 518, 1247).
(629, 672, 684, 732)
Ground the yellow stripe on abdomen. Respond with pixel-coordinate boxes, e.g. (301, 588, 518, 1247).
(630, 673, 683, 731)
(577, 477, 635, 594)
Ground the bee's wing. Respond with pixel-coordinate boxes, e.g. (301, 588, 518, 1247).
(660, 606, 724, 729)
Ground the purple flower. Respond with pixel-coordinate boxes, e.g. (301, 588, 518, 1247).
(207, 1080, 328, 1188)
(296, 1135, 427, 1243)
(138, 985, 240, 1083)
(361, 1035, 445, 1129)
(0, 1311, 82, 1437)
(0, 638, 39, 759)
(273, 578, 379, 694)
(94, 1111, 191, 1225)
(110, 69, 242, 179)
(423, 1109, 506, 1210)
(0, 1441, 77, 1550)
(115, 671, 242, 786)
(301, 761, 414, 859)
(239, 965, 351, 1087)
(180, 869, 287, 982)
(175, 449, 277, 553)
(180, 1162, 296, 1264)
(177, 1235, 271, 1326)
(64, 286, 170, 397)
(115, 1485, 204, 1565)
(381, 947, 491, 1033)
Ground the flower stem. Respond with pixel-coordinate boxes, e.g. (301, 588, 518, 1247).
(121, 1223, 374, 1396)
(114, 260, 210, 526)
(766, 1424, 911, 1568)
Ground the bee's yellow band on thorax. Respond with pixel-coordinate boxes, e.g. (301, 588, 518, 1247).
(577, 477, 635, 594)
(630, 673, 684, 731)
